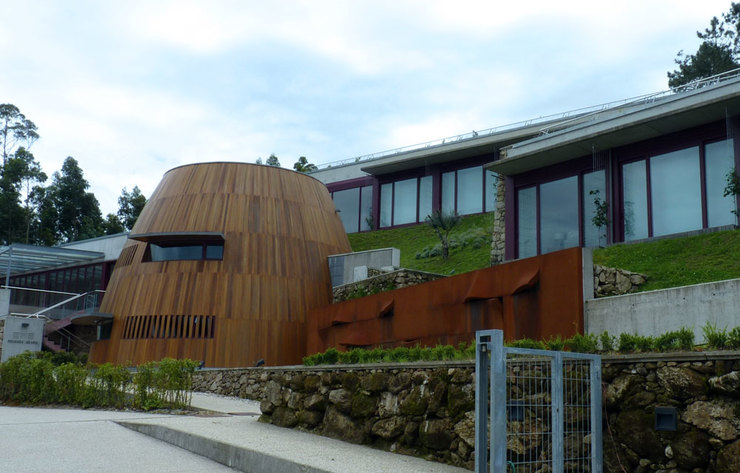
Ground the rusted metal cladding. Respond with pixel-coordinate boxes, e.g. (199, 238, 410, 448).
(90, 162, 351, 367)
(307, 248, 584, 354)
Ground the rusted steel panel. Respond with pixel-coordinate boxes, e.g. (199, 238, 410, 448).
(307, 248, 583, 355)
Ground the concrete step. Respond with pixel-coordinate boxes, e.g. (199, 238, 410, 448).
(42, 337, 64, 353)
(116, 413, 467, 473)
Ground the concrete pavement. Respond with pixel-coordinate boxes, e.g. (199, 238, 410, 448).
(0, 393, 469, 473)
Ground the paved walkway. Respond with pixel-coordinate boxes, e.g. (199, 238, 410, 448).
(0, 393, 469, 473)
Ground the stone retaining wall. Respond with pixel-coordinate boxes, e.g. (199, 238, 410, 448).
(594, 264, 647, 297)
(193, 352, 740, 472)
(332, 269, 446, 303)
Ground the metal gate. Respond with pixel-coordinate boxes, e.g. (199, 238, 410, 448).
(475, 330, 602, 473)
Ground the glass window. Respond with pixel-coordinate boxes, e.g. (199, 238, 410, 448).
(418, 176, 433, 221)
(151, 244, 203, 261)
(393, 178, 418, 225)
(457, 166, 483, 215)
(651, 147, 702, 236)
(540, 176, 579, 253)
(333, 188, 361, 233)
(622, 160, 648, 241)
(485, 170, 498, 212)
(583, 170, 606, 247)
(517, 187, 537, 258)
(442, 172, 455, 214)
(706, 139, 737, 227)
(360, 186, 373, 231)
(380, 183, 392, 228)
(206, 244, 224, 260)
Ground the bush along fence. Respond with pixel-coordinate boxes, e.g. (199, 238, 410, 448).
(0, 352, 199, 410)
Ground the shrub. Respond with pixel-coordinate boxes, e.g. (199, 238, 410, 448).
(703, 322, 728, 349)
(728, 327, 740, 349)
(89, 363, 131, 408)
(565, 334, 599, 353)
(599, 332, 616, 352)
(55, 362, 89, 405)
(507, 338, 546, 350)
(618, 333, 637, 352)
(545, 336, 565, 351)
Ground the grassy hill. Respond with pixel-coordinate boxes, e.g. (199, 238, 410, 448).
(593, 228, 740, 291)
(349, 215, 740, 290)
(348, 213, 494, 275)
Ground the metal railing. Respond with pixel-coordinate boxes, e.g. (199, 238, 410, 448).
(313, 68, 740, 172)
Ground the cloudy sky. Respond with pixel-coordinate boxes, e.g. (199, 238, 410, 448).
(0, 0, 733, 214)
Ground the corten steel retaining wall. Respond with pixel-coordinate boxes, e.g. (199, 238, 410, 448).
(193, 352, 740, 473)
(308, 247, 587, 354)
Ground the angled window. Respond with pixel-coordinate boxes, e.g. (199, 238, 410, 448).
(129, 232, 225, 262)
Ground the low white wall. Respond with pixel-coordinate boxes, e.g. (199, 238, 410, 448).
(585, 278, 740, 343)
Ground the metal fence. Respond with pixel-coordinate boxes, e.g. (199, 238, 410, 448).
(475, 330, 602, 473)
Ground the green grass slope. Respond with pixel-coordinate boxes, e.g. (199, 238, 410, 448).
(593, 229, 740, 291)
(348, 213, 494, 275)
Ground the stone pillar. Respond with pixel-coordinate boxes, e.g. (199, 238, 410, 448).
(490, 176, 506, 265)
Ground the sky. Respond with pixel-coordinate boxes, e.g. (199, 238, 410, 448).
(0, 0, 734, 215)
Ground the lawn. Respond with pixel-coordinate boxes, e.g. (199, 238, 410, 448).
(348, 213, 494, 275)
(592, 229, 740, 291)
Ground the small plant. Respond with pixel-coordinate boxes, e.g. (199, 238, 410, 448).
(565, 333, 599, 353)
(618, 333, 637, 352)
(507, 338, 546, 350)
(723, 167, 740, 217)
(599, 331, 616, 352)
(544, 336, 565, 351)
(728, 327, 740, 349)
(425, 209, 461, 259)
(589, 189, 609, 246)
(703, 321, 729, 349)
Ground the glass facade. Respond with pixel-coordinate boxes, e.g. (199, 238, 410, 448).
(583, 170, 606, 247)
(456, 166, 483, 215)
(148, 242, 224, 262)
(540, 176, 578, 253)
(418, 176, 433, 221)
(332, 185, 375, 233)
(393, 178, 418, 225)
(485, 170, 498, 212)
(706, 139, 737, 227)
(442, 172, 455, 214)
(360, 186, 373, 231)
(517, 187, 537, 258)
(651, 147, 702, 236)
(622, 160, 648, 241)
(380, 183, 392, 228)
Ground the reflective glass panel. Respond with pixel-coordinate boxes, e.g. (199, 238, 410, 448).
(418, 176, 433, 221)
(705, 139, 737, 227)
(442, 172, 455, 214)
(485, 170, 498, 212)
(393, 178, 418, 225)
(151, 244, 202, 261)
(583, 170, 606, 247)
(457, 166, 483, 215)
(517, 187, 537, 258)
(540, 176, 579, 253)
(622, 160, 648, 241)
(380, 183, 392, 227)
(206, 244, 224, 259)
(651, 147, 701, 236)
(360, 186, 374, 231)
(333, 187, 360, 233)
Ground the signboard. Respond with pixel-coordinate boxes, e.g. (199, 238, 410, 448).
(1, 316, 44, 362)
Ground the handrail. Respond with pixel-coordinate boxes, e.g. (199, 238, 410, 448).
(27, 290, 105, 318)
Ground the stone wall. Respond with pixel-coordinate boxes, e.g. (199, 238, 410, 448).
(490, 176, 505, 265)
(193, 352, 740, 472)
(332, 269, 446, 303)
(193, 362, 476, 469)
(593, 264, 647, 297)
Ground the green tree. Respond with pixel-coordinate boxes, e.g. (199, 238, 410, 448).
(0, 104, 39, 165)
(102, 213, 125, 235)
(117, 186, 146, 231)
(293, 156, 318, 173)
(668, 3, 740, 87)
(43, 157, 104, 243)
(425, 209, 461, 259)
(265, 153, 281, 167)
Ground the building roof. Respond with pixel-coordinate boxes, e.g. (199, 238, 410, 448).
(489, 72, 740, 176)
(0, 243, 105, 277)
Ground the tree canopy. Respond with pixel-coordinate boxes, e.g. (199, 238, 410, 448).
(293, 156, 318, 173)
(668, 3, 740, 87)
(265, 153, 281, 167)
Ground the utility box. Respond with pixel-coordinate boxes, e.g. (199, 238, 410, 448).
(1, 316, 44, 362)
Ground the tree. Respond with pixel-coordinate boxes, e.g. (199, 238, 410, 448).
(265, 154, 281, 167)
(293, 156, 318, 173)
(102, 213, 125, 235)
(0, 104, 39, 165)
(117, 186, 146, 231)
(668, 3, 740, 87)
(425, 209, 461, 259)
(43, 157, 103, 243)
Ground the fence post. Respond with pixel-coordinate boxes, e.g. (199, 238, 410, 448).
(591, 358, 604, 473)
(475, 331, 493, 472)
(490, 330, 506, 473)
(551, 352, 564, 473)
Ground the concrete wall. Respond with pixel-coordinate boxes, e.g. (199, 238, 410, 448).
(309, 163, 368, 185)
(585, 278, 740, 341)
